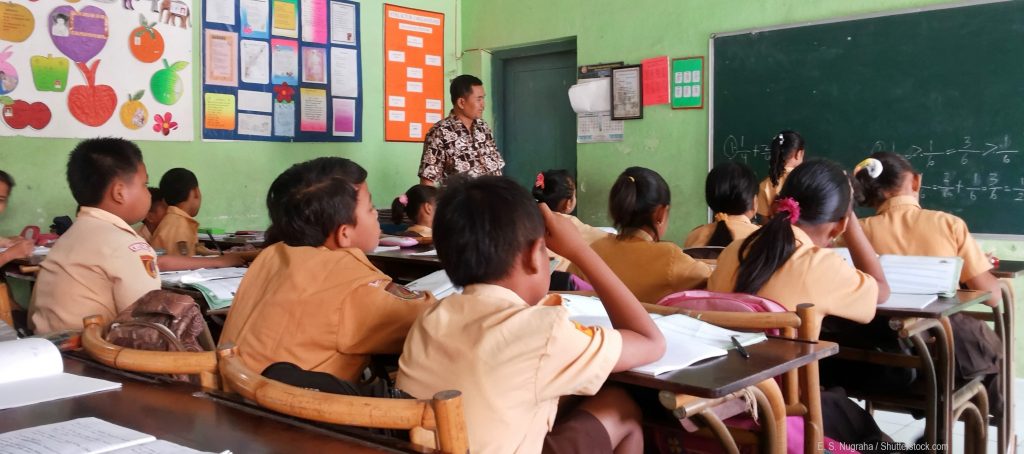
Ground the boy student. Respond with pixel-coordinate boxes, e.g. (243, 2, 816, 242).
(29, 138, 160, 334)
(0, 170, 35, 267)
(219, 157, 436, 383)
(150, 168, 218, 257)
(134, 187, 166, 243)
(398, 176, 666, 453)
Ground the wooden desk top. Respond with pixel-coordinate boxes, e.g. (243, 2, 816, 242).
(0, 356, 418, 453)
(874, 289, 990, 319)
(610, 338, 838, 398)
(991, 259, 1024, 279)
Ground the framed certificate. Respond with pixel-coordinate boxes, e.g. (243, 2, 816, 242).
(610, 64, 643, 120)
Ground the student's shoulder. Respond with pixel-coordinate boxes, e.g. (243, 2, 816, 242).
(920, 207, 969, 230)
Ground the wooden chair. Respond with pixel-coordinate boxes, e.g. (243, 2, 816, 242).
(683, 246, 725, 260)
(81, 315, 220, 389)
(644, 302, 824, 454)
(217, 344, 469, 454)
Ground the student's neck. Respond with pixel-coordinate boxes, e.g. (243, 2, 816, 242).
(488, 275, 542, 306)
(784, 158, 801, 169)
(174, 203, 195, 217)
(91, 202, 133, 223)
(795, 223, 832, 248)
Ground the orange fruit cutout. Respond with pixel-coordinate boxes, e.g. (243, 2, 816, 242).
(129, 14, 164, 63)
(119, 90, 147, 130)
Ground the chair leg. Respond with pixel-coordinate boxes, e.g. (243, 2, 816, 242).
(752, 380, 786, 454)
(697, 409, 741, 454)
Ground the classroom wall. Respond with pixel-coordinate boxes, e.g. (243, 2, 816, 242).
(0, 0, 460, 233)
(461, 0, 1024, 376)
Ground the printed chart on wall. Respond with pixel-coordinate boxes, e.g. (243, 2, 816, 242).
(0, 0, 194, 140)
(201, 0, 362, 142)
(383, 4, 443, 142)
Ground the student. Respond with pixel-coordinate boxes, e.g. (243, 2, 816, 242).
(29, 138, 160, 334)
(150, 168, 218, 257)
(397, 176, 665, 453)
(533, 169, 610, 271)
(219, 157, 436, 383)
(390, 184, 437, 237)
(0, 170, 35, 266)
(854, 151, 1004, 417)
(756, 130, 805, 219)
(684, 162, 760, 248)
(134, 187, 166, 243)
(570, 167, 710, 303)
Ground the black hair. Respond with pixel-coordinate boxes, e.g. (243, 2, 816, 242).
(609, 167, 671, 242)
(532, 169, 576, 212)
(433, 176, 545, 287)
(66, 138, 144, 206)
(853, 151, 918, 209)
(265, 157, 367, 247)
(54, 13, 68, 22)
(159, 168, 198, 206)
(450, 74, 483, 104)
(0, 170, 14, 190)
(734, 159, 850, 295)
(705, 162, 758, 247)
(768, 130, 805, 186)
(147, 187, 164, 212)
(391, 184, 438, 225)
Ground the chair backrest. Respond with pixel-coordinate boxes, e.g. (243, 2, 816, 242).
(81, 315, 220, 389)
(683, 246, 725, 260)
(217, 345, 469, 454)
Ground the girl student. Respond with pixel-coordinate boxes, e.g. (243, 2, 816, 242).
(756, 130, 805, 220)
(570, 167, 710, 303)
(533, 170, 610, 271)
(853, 151, 1004, 418)
(391, 184, 438, 238)
(684, 161, 760, 248)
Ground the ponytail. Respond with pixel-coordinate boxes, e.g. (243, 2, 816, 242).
(735, 214, 797, 294)
(852, 151, 916, 209)
(609, 167, 671, 242)
(391, 196, 407, 224)
(768, 130, 805, 186)
(532, 169, 575, 212)
(392, 184, 438, 225)
(706, 221, 734, 247)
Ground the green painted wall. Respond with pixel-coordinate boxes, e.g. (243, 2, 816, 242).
(0, 0, 460, 233)
(461, 0, 1024, 376)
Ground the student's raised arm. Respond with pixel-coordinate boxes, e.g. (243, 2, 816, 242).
(842, 209, 890, 303)
(539, 203, 665, 371)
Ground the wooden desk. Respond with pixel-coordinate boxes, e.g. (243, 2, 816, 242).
(366, 245, 442, 283)
(874, 289, 990, 319)
(991, 259, 1024, 279)
(0, 356, 417, 453)
(611, 337, 837, 398)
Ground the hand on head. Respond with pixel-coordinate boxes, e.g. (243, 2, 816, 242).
(537, 203, 586, 260)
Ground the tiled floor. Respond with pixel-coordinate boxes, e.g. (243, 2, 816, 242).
(871, 378, 1023, 453)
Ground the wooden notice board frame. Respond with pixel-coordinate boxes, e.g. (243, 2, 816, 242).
(383, 4, 445, 142)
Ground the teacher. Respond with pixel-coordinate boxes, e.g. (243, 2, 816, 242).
(418, 75, 504, 186)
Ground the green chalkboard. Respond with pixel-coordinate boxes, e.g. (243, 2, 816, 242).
(712, 1, 1024, 235)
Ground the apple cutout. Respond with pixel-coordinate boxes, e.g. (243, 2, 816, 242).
(0, 46, 18, 95)
(0, 2, 34, 43)
(150, 59, 187, 105)
(69, 60, 116, 127)
(129, 14, 164, 63)
(30, 54, 69, 92)
(49, 5, 108, 63)
(0, 96, 52, 130)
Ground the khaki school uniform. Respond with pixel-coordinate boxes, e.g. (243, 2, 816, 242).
(397, 285, 622, 453)
(756, 167, 793, 218)
(134, 224, 153, 243)
(29, 207, 161, 334)
(708, 224, 878, 324)
(219, 242, 435, 382)
(150, 206, 214, 256)
(683, 214, 760, 248)
(570, 229, 711, 302)
(551, 213, 612, 272)
(860, 195, 991, 282)
(404, 224, 432, 237)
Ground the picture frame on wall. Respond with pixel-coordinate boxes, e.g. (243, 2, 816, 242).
(610, 65, 643, 120)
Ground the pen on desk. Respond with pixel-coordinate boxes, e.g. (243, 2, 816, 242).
(731, 335, 750, 359)
(208, 232, 224, 255)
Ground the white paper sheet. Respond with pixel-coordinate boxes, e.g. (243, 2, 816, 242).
(237, 113, 272, 136)
(237, 90, 273, 113)
(569, 78, 611, 113)
(240, 40, 270, 84)
(206, 0, 236, 25)
(330, 47, 359, 98)
(329, 1, 357, 45)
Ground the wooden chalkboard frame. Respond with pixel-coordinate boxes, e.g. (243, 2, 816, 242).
(706, 0, 1019, 237)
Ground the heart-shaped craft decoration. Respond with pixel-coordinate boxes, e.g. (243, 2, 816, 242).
(48, 5, 108, 63)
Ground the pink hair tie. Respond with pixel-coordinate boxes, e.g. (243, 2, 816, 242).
(398, 194, 409, 206)
(534, 173, 545, 189)
(772, 197, 801, 224)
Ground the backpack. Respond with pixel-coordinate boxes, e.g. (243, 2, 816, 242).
(105, 290, 211, 381)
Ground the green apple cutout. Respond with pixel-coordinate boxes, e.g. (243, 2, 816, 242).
(30, 54, 69, 92)
(150, 59, 188, 105)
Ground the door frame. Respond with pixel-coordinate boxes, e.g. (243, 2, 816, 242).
(490, 38, 577, 155)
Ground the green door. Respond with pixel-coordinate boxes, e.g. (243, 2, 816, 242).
(496, 48, 578, 189)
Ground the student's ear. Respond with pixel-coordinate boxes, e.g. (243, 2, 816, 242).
(911, 172, 923, 192)
(796, 148, 806, 161)
(190, 187, 202, 202)
(653, 204, 670, 226)
(829, 217, 850, 242)
(326, 223, 355, 249)
(109, 180, 128, 205)
(420, 202, 434, 218)
(521, 238, 547, 276)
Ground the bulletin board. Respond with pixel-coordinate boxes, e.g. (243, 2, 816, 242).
(383, 4, 443, 143)
(0, 0, 194, 140)
(201, 0, 362, 142)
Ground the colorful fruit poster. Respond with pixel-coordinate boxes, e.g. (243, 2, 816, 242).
(0, 0, 193, 140)
(201, 0, 361, 142)
(383, 4, 444, 142)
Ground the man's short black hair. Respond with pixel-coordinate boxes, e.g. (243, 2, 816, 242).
(450, 74, 483, 104)
(66, 138, 144, 206)
(433, 176, 545, 287)
(159, 168, 198, 206)
(0, 170, 14, 189)
(265, 157, 368, 247)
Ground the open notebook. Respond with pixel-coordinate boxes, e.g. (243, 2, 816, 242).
(405, 269, 461, 299)
(0, 338, 120, 410)
(0, 417, 228, 453)
(829, 250, 960, 309)
(159, 268, 247, 310)
(561, 294, 766, 376)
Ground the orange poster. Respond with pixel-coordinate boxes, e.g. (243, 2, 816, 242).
(383, 4, 444, 142)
